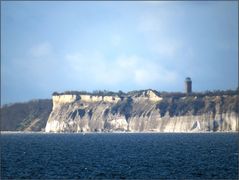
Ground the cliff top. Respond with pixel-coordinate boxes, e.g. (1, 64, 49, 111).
(52, 89, 160, 98)
(52, 89, 238, 98)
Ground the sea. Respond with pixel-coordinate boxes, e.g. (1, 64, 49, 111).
(1, 133, 238, 179)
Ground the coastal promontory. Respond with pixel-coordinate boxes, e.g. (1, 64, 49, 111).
(1, 89, 238, 132)
(45, 89, 238, 132)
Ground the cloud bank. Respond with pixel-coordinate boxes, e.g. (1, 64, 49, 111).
(1, 1, 237, 104)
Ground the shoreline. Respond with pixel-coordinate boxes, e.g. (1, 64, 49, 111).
(1, 131, 238, 134)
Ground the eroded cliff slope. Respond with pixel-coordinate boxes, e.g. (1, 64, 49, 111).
(45, 90, 238, 132)
(1, 99, 52, 131)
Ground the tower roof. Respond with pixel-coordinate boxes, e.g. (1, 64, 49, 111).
(185, 77, 191, 81)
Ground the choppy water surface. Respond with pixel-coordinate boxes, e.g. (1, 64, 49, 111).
(1, 133, 238, 179)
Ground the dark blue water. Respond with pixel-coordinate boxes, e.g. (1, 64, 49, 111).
(1, 133, 238, 179)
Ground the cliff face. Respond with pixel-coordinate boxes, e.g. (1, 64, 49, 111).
(45, 90, 238, 132)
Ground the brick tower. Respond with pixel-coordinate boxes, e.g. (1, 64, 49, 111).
(185, 77, 192, 94)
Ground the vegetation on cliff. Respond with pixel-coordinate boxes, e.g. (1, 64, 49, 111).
(52, 89, 238, 98)
(156, 95, 238, 117)
(1, 99, 52, 131)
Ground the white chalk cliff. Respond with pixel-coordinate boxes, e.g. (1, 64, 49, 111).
(45, 90, 238, 132)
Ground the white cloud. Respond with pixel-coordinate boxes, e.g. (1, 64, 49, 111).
(134, 69, 152, 84)
(65, 52, 124, 85)
(138, 8, 181, 33)
(138, 13, 162, 33)
(137, 9, 188, 60)
(30, 42, 52, 57)
(152, 40, 183, 58)
(5, 42, 61, 91)
(64, 52, 179, 88)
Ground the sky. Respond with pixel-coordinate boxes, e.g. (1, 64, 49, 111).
(1, 1, 238, 104)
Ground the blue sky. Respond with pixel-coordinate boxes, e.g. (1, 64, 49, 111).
(1, 1, 238, 104)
